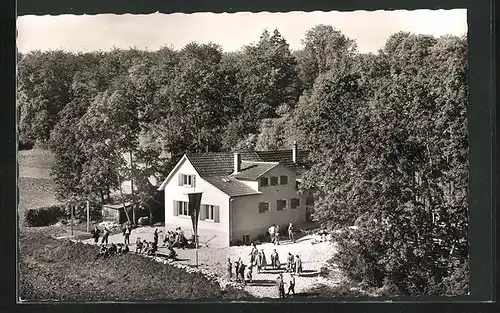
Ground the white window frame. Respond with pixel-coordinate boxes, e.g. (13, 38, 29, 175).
(178, 201, 190, 217)
(179, 174, 196, 187)
(205, 204, 215, 221)
(277, 199, 287, 211)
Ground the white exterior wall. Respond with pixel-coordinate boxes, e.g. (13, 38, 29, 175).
(239, 180, 259, 190)
(163, 158, 231, 247)
(231, 164, 307, 243)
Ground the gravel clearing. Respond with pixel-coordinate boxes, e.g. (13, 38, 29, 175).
(82, 226, 344, 298)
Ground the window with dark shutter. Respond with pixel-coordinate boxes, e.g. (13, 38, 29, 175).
(270, 176, 278, 186)
(201, 204, 215, 221)
(213, 206, 220, 223)
(280, 175, 288, 185)
(173, 200, 179, 216)
(200, 204, 206, 220)
(260, 177, 269, 187)
(258, 202, 269, 213)
(306, 197, 314, 206)
(277, 199, 286, 211)
(291, 198, 300, 209)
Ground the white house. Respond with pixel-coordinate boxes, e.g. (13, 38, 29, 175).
(157, 143, 315, 247)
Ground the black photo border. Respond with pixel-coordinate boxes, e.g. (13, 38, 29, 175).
(1, 0, 497, 312)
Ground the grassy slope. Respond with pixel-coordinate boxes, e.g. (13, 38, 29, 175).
(18, 148, 54, 179)
(19, 231, 251, 301)
(18, 149, 252, 301)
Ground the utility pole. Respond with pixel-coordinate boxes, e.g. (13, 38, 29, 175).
(70, 203, 74, 236)
(86, 200, 90, 233)
(129, 150, 136, 226)
(195, 226, 199, 268)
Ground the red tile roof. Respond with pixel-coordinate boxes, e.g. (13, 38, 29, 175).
(186, 149, 310, 178)
(186, 152, 261, 177)
(233, 161, 279, 180)
(183, 149, 311, 197)
(203, 176, 262, 197)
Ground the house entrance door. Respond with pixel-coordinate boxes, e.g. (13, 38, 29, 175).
(306, 206, 314, 222)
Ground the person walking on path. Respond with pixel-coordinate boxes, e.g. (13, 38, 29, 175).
(246, 264, 253, 283)
(124, 225, 131, 245)
(153, 229, 159, 246)
(276, 273, 286, 298)
(271, 249, 280, 269)
(258, 249, 267, 273)
(294, 255, 302, 276)
(270, 249, 277, 269)
(287, 252, 295, 272)
(257, 249, 263, 273)
(268, 224, 276, 244)
(238, 262, 246, 285)
(101, 227, 110, 244)
(288, 223, 296, 243)
(274, 224, 280, 245)
(227, 258, 233, 280)
(249, 243, 259, 266)
(91, 226, 100, 244)
(287, 273, 296, 296)
(235, 258, 241, 282)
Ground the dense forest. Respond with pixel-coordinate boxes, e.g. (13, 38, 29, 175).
(18, 25, 468, 295)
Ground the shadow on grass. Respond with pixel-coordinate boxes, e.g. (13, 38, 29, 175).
(287, 291, 321, 298)
(246, 279, 277, 286)
(295, 237, 314, 243)
(296, 271, 320, 278)
(259, 268, 287, 274)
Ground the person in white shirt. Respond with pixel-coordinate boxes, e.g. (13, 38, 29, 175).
(268, 225, 276, 243)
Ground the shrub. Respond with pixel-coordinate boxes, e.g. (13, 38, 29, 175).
(256, 233, 267, 243)
(334, 220, 469, 296)
(24, 205, 66, 227)
(335, 227, 386, 288)
(307, 281, 367, 298)
(442, 261, 469, 295)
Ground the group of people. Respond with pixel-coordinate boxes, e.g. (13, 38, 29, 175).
(90, 226, 111, 245)
(135, 238, 158, 256)
(227, 243, 303, 287)
(134, 229, 161, 256)
(95, 242, 129, 260)
(268, 223, 296, 245)
(276, 272, 296, 298)
(90, 223, 133, 246)
(162, 227, 188, 249)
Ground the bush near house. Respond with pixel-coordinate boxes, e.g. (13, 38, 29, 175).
(24, 205, 66, 227)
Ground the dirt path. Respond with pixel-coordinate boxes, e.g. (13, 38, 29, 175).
(82, 227, 344, 298)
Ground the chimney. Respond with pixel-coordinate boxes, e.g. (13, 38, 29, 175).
(234, 152, 241, 174)
(292, 141, 298, 164)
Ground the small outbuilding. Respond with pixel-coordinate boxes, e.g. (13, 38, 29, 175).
(102, 202, 132, 224)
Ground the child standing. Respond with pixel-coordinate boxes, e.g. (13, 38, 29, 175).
(287, 273, 296, 295)
(227, 258, 233, 280)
